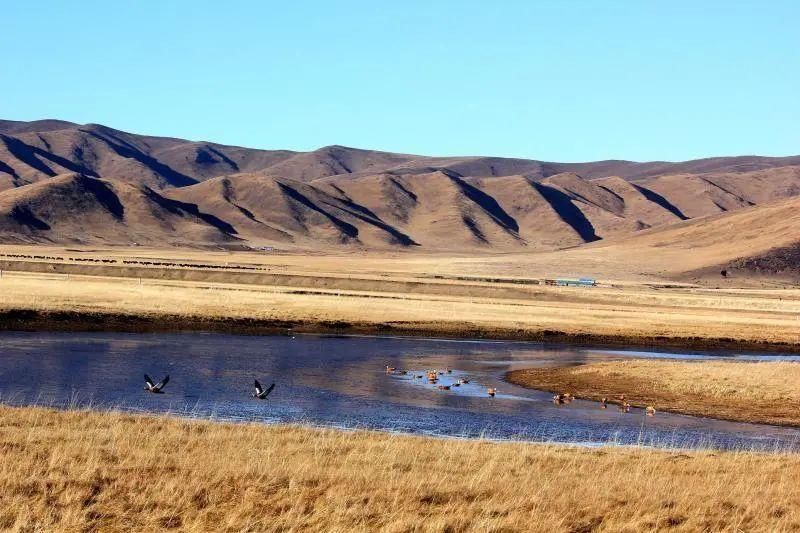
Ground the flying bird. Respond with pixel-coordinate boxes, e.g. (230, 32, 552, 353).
(253, 379, 276, 400)
(144, 374, 169, 393)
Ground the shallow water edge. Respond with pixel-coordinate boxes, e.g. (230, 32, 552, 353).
(1, 307, 798, 354)
(1, 330, 800, 451)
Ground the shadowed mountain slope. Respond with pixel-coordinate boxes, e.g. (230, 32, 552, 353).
(0, 173, 236, 245)
(166, 173, 417, 248)
(1, 119, 800, 251)
(2, 119, 799, 188)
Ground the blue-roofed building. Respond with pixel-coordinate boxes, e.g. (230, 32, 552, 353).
(555, 278, 597, 287)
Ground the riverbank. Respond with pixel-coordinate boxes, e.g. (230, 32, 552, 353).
(3, 308, 800, 354)
(1, 270, 799, 353)
(2, 405, 800, 532)
(507, 360, 800, 427)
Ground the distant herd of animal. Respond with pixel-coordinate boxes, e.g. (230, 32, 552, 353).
(0, 252, 269, 272)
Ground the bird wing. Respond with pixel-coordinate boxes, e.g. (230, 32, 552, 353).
(254, 379, 263, 395)
(155, 375, 170, 390)
(144, 374, 155, 388)
(263, 383, 276, 397)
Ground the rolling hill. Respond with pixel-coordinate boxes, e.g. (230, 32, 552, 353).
(0, 173, 236, 246)
(575, 194, 800, 281)
(1, 118, 799, 254)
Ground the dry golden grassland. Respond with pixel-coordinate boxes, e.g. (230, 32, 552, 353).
(2, 405, 800, 532)
(1, 268, 799, 347)
(508, 360, 800, 426)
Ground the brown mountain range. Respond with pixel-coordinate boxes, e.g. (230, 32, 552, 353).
(1, 119, 799, 271)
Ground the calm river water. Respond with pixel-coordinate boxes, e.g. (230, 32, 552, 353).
(1, 331, 798, 451)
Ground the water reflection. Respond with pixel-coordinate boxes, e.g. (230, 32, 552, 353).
(0, 331, 798, 451)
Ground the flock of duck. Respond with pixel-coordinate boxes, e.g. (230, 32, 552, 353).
(143, 374, 276, 399)
(554, 392, 656, 416)
(146, 366, 655, 416)
(386, 365, 498, 397)
(386, 366, 655, 415)
(144, 366, 653, 415)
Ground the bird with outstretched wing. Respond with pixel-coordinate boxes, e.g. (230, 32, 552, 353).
(253, 379, 275, 399)
(144, 374, 170, 393)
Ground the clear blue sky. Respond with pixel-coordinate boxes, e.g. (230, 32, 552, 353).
(1, 1, 797, 162)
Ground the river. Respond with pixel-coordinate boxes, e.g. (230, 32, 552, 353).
(0, 331, 798, 451)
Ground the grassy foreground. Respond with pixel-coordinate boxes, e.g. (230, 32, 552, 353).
(508, 360, 800, 427)
(2, 407, 800, 532)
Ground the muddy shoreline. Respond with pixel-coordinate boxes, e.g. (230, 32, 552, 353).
(1, 308, 798, 354)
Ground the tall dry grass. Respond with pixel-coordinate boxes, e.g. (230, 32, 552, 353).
(2, 406, 800, 532)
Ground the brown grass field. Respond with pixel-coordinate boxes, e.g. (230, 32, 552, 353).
(2, 405, 800, 533)
(0, 245, 799, 349)
(1, 247, 800, 531)
(508, 360, 800, 427)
